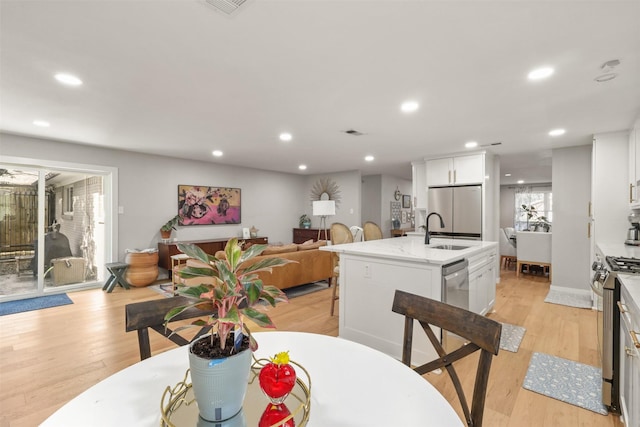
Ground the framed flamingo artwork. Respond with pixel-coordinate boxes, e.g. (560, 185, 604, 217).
(177, 185, 241, 225)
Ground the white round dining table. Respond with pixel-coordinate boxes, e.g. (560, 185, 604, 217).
(41, 331, 463, 426)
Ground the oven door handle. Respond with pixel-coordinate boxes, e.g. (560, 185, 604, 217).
(590, 277, 604, 297)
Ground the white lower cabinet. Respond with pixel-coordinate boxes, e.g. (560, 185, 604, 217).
(468, 248, 497, 316)
(619, 284, 639, 427)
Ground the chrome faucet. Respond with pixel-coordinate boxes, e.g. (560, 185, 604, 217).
(424, 212, 445, 245)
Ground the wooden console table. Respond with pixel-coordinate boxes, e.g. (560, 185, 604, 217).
(158, 237, 268, 278)
(293, 228, 331, 244)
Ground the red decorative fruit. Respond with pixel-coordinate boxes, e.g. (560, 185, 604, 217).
(259, 351, 297, 404)
(258, 403, 295, 427)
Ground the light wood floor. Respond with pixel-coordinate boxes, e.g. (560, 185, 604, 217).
(0, 270, 623, 426)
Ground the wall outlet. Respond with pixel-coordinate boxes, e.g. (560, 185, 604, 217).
(364, 263, 371, 278)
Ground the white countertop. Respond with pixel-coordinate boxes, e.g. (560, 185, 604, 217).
(320, 236, 497, 264)
(596, 242, 640, 259)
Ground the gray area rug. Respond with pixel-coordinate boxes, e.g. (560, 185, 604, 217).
(499, 322, 526, 353)
(523, 352, 608, 415)
(283, 281, 328, 299)
(544, 290, 592, 309)
(149, 282, 174, 298)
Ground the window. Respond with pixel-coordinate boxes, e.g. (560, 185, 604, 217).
(64, 185, 74, 214)
(515, 189, 552, 231)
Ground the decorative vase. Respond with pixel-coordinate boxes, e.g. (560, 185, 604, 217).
(258, 359, 296, 404)
(189, 335, 253, 422)
(302, 220, 311, 229)
(258, 403, 295, 427)
(124, 252, 159, 287)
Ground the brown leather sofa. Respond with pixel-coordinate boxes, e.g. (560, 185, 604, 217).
(246, 242, 332, 290)
(178, 241, 332, 291)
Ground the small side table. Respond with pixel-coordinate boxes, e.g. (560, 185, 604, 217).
(170, 254, 191, 294)
(103, 262, 130, 293)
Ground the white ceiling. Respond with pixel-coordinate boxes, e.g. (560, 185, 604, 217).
(1, 1, 639, 184)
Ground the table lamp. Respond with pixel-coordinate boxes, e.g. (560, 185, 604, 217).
(312, 200, 335, 241)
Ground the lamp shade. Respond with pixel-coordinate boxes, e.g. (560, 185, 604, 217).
(312, 200, 335, 216)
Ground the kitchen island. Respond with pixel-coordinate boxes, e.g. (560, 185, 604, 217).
(320, 236, 498, 364)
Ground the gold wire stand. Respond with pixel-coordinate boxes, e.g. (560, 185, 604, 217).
(160, 357, 311, 427)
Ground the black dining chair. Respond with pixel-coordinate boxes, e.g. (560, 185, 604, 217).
(125, 296, 213, 360)
(391, 290, 502, 427)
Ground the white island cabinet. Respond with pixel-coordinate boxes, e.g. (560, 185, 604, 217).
(619, 278, 640, 427)
(321, 236, 498, 365)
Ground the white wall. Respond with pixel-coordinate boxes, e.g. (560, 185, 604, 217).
(1, 133, 368, 260)
(552, 145, 592, 292)
(361, 175, 381, 227)
(500, 186, 516, 229)
(302, 170, 362, 235)
(592, 131, 630, 245)
(361, 175, 411, 238)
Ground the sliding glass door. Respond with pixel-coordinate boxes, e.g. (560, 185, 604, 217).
(0, 163, 113, 301)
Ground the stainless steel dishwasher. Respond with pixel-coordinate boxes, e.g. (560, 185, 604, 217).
(442, 258, 469, 310)
(441, 258, 469, 351)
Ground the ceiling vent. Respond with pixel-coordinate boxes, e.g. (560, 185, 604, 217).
(203, 0, 251, 16)
(344, 129, 364, 136)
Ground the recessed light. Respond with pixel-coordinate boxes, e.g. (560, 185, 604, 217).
(364, 155, 375, 162)
(54, 73, 83, 86)
(517, 180, 524, 184)
(548, 128, 566, 137)
(504, 173, 512, 177)
(527, 67, 554, 80)
(465, 141, 478, 149)
(400, 101, 419, 113)
(279, 132, 292, 142)
(212, 150, 223, 157)
(33, 120, 50, 127)
(298, 164, 307, 170)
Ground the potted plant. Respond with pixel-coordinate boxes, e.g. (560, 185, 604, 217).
(164, 238, 292, 422)
(299, 214, 311, 229)
(160, 214, 181, 239)
(522, 205, 551, 231)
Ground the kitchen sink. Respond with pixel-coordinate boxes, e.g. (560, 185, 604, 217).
(430, 244, 469, 250)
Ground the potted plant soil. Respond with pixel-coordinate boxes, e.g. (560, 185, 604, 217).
(165, 238, 292, 422)
(160, 215, 181, 240)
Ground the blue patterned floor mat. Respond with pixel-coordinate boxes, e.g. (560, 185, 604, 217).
(523, 352, 608, 415)
(499, 322, 526, 353)
(0, 293, 73, 316)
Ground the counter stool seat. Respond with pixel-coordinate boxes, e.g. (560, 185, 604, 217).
(103, 262, 130, 293)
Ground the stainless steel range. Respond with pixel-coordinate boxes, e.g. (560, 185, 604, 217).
(590, 253, 640, 413)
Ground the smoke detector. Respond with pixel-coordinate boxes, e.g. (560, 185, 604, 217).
(344, 129, 364, 136)
(202, 0, 252, 16)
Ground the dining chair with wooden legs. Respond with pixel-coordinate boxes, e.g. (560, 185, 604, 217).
(363, 221, 383, 241)
(391, 290, 502, 427)
(329, 222, 353, 316)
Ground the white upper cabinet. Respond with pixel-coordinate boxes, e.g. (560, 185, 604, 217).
(629, 118, 640, 208)
(426, 154, 484, 186)
(412, 161, 427, 209)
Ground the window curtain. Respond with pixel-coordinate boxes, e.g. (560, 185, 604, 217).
(514, 186, 533, 231)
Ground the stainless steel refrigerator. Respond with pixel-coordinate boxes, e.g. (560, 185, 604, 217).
(427, 185, 482, 239)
